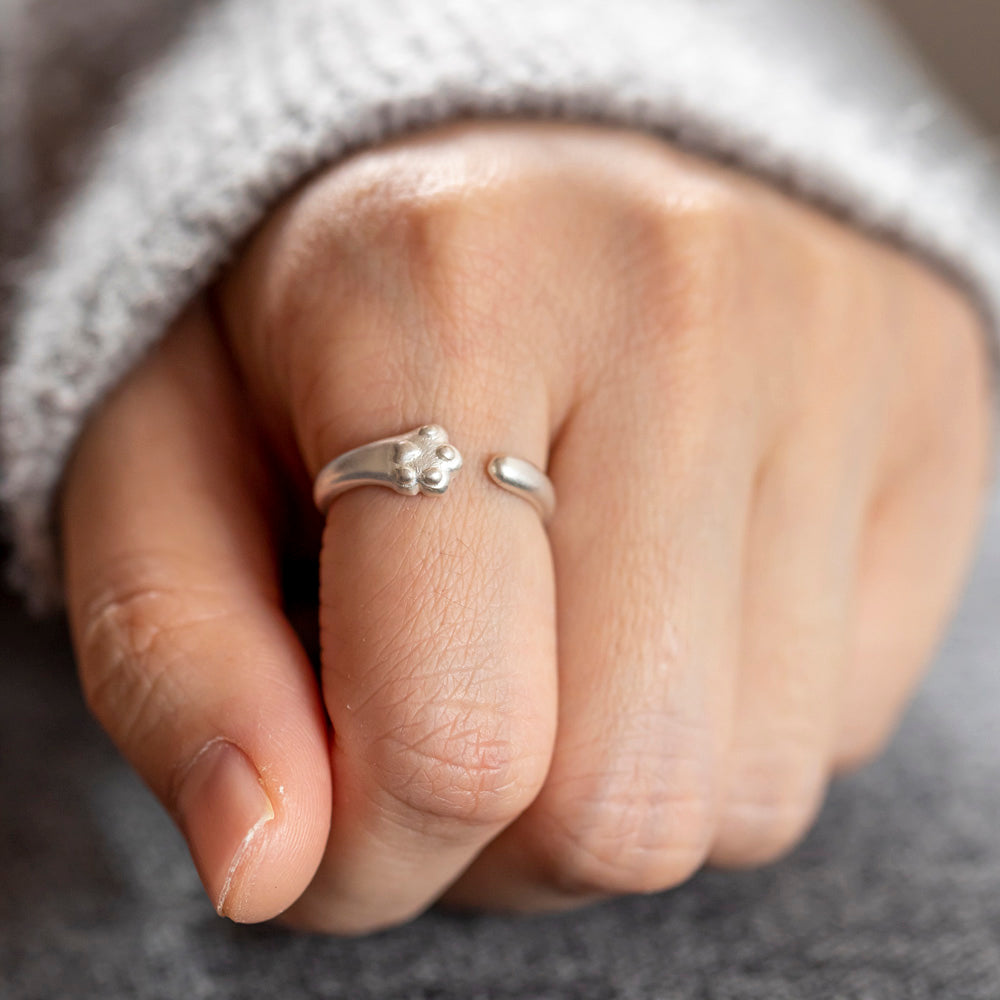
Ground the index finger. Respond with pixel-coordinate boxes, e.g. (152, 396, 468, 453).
(290, 354, 558, 933)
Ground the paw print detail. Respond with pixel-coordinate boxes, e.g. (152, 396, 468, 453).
(392, 425, 463, 496)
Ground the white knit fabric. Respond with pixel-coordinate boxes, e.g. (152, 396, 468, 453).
(1, 0, 998, 610)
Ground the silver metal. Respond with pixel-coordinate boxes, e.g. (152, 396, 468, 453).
(486, 455, 556, 522)
(313, 424, 463, 514)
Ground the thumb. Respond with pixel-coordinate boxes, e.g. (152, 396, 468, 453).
(61, 302, 331, 922)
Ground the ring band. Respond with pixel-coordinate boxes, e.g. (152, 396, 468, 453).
(312, 423, 556, 522)
(313, 424, 463, 514)
(487, 455, 556, 522)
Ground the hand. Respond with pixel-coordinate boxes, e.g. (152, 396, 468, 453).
(60, 122, 993, 933)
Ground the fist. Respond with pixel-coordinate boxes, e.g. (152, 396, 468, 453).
(61, 122, 993, 933)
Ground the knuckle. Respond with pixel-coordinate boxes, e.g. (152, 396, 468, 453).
(716, 754, 826, 866)
(352, 623, 550, 829)
(545, 749, 716, 896)
(366, 696, 546, 830)
(337, 537, 552, 833)
(341, 168, 535, 367)
(589, 175, 758, 407)
(256, 153, 535, 386)
(621, 180, 748, 337)
(77, 582, 188, 749)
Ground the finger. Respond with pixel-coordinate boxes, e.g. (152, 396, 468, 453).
(62, 303, 331, 923)
(445, 346, 757, 911)
(836, 298, 994, 770)
(220, 207, 564, 933)
(709, 433, 863, 867)
(291, 369, 558, 933)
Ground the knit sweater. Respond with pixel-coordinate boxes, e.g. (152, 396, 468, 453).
(1, 0, 999, 611)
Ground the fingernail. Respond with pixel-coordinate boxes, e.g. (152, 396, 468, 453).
(176, 740, 274, 919)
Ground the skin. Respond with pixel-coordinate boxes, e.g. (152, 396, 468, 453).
(60, 122, 993, 934)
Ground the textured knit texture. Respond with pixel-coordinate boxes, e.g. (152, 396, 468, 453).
(3, 489, 999, 998)
(2, 0, 1000, 609)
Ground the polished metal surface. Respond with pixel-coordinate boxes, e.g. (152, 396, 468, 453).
(313, 423, 555, 522)
(313, 424, 463, 514)
(486, 455, 556, 522)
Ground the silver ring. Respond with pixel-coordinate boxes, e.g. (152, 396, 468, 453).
(487, 455, 556, 522)
(313, 424, 463, 514)
(312, 423, 556, 523)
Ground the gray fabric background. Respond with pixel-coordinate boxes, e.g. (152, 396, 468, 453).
(2, 482, 998, 999)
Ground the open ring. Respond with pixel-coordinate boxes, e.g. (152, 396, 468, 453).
(486, 455, 556, 522)
(313, 423, 556, 522)
(313, 424, 463, 514)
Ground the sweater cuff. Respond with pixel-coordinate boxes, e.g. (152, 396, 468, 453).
(3, 0, 1000, 610)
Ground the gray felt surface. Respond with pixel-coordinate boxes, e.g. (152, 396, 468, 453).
(2, 489, 999, 999)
